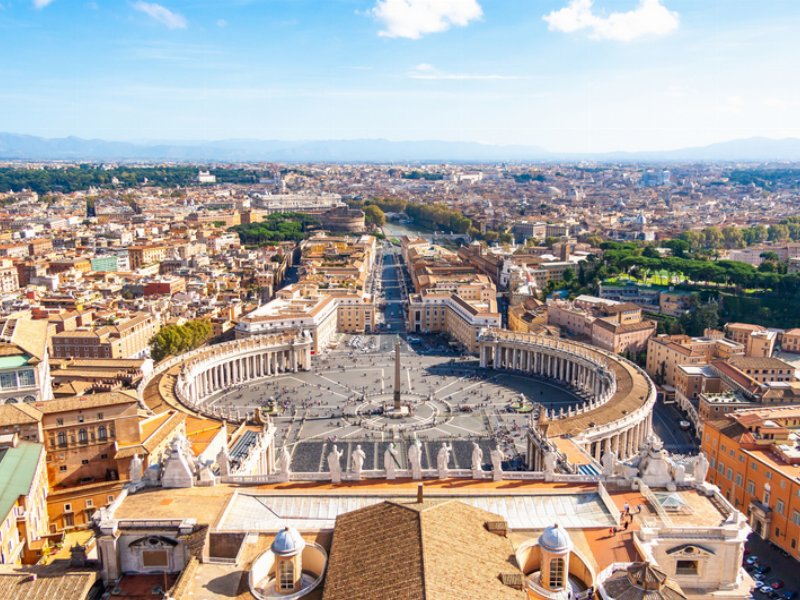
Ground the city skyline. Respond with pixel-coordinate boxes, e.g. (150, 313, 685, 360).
(1, 0, 799, 153)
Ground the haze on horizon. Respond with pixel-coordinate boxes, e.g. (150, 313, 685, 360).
(1, 0, 799, 155)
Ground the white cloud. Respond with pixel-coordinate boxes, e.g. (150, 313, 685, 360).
(216, 19, 227, 28)
(543, 0, 679, 42)
(33, 0, 54, 9)
(408, 63, 525, 80)
(370, 0, 482, 39)
(133, 2, 187, 30)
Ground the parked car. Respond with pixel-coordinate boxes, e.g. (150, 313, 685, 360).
(746, 556, 759, 566)
(679, 420, 691, 430)
(755, 565, 772, 575)
(761, 586, 775, 596)
(781, 591, 797, 600)
(770, 580, 785, 590)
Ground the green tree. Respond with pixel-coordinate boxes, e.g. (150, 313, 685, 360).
(363, 204, 386, 227)
(150, 320, 213, 362)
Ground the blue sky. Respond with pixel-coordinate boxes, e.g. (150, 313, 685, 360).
(1, 0, 799, 152)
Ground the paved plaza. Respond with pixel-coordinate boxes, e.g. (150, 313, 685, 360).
(207, 333, 585, 470)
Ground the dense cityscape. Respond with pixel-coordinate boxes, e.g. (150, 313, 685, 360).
(0, 159, 796, 599)
(2, 0, 800, 599)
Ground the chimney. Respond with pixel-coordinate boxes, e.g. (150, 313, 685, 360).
(417, 484, 424, 503)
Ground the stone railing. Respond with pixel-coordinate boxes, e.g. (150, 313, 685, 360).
(223, 469, 572, 486)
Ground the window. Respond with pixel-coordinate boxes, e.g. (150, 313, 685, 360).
(792, 510, 800, 526)
(56, 418, 64, 426)
(97, 412, 103, 420)
(777, 500, 785, 515)
(81, 459, 89, 465)
(278, 560, 295, 591)
(98, 426, 107, 441)
(85, 499, 93, 508)
(78, 429, 88, 444)
(747, 481, 755, 495)
(676, 560, 698, 576)
(59, 465, 67, 472)
(548, 557, 565, 589)
(57, 432, 67, 447)
(17, 370, 35, 387)
(726, 468, 733, 480)
(77, 415, 84, 424)
(107, 495, 115, 503)
(766, 471, 772, 480)
(0, 372, 16, 389)
(64, 503, 72, 512)
(64, 513, 74, 527)
(735, 474, 743, 487)
(100, 453, 108, 459)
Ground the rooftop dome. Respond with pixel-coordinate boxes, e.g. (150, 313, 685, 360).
(271, 526, 306, 556)
(538, 523, 572, 553)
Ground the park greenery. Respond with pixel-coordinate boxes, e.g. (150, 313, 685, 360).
(0, 165, 264, 194)
(728, 168, 800, 190)
(229, 212, 319, 244)
(549, 240, 800, 328)
(150, 320, 213, 362)
(401, 170, 445, 181)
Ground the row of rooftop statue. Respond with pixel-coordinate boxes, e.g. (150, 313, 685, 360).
(127, 432, 711, 490)
(314, 439, 508, 483)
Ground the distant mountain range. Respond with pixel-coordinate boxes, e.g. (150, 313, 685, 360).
(2, 132, 800, 163)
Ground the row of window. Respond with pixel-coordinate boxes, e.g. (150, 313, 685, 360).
(52, 426, 113, 447)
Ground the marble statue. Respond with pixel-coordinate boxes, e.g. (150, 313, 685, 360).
(693, 452, 710, 484)
(279, 446, 292, 482)
(328, 445, 343, 483)
(408, 436, 423, 480)
(673, 463, 686, 485)
(543, 447, 557, 478)
(436, 442, 452, 478)
(384, 443, 398, 480)
(490, 445, 504, 481)
(216, 447, 231, 477)
(351, 444, 367, 480)
(197, 459, 216, 484)
(471, 442, 483, 473)
(601, 449, 617, 478)
(129, 453, 143, 484)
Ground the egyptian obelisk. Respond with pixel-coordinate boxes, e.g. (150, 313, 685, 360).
(393, 339, 402, 410)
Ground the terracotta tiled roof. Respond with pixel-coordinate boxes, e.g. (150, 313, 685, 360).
(0, 563, 98, 600)
(0, 402, 42, 425)
(33, 390, 139, 414)
(323, 499, 524, 600)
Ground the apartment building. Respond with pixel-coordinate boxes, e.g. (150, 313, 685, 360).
(783, 328, 800, 353)
(37, 391, 141, 488)
(407, 290, 500, 353)
(236, 283, 371, 352)
(0, 316, 54, 403)
(547, 296, 656, 355)
(646, 333, 744, 387)
(50, 312, 159, 359)
(0, 434, 48, 565)
(702, 407, 800, 559)
(127, 245, 168, 270)
(0, 259, 19, 294)
(724, 323, 778, 358)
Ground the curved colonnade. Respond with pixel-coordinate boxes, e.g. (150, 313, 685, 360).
(139, 328, 655, 470)
(479, 330, 656, 465)
(140, 333, 313, 422)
